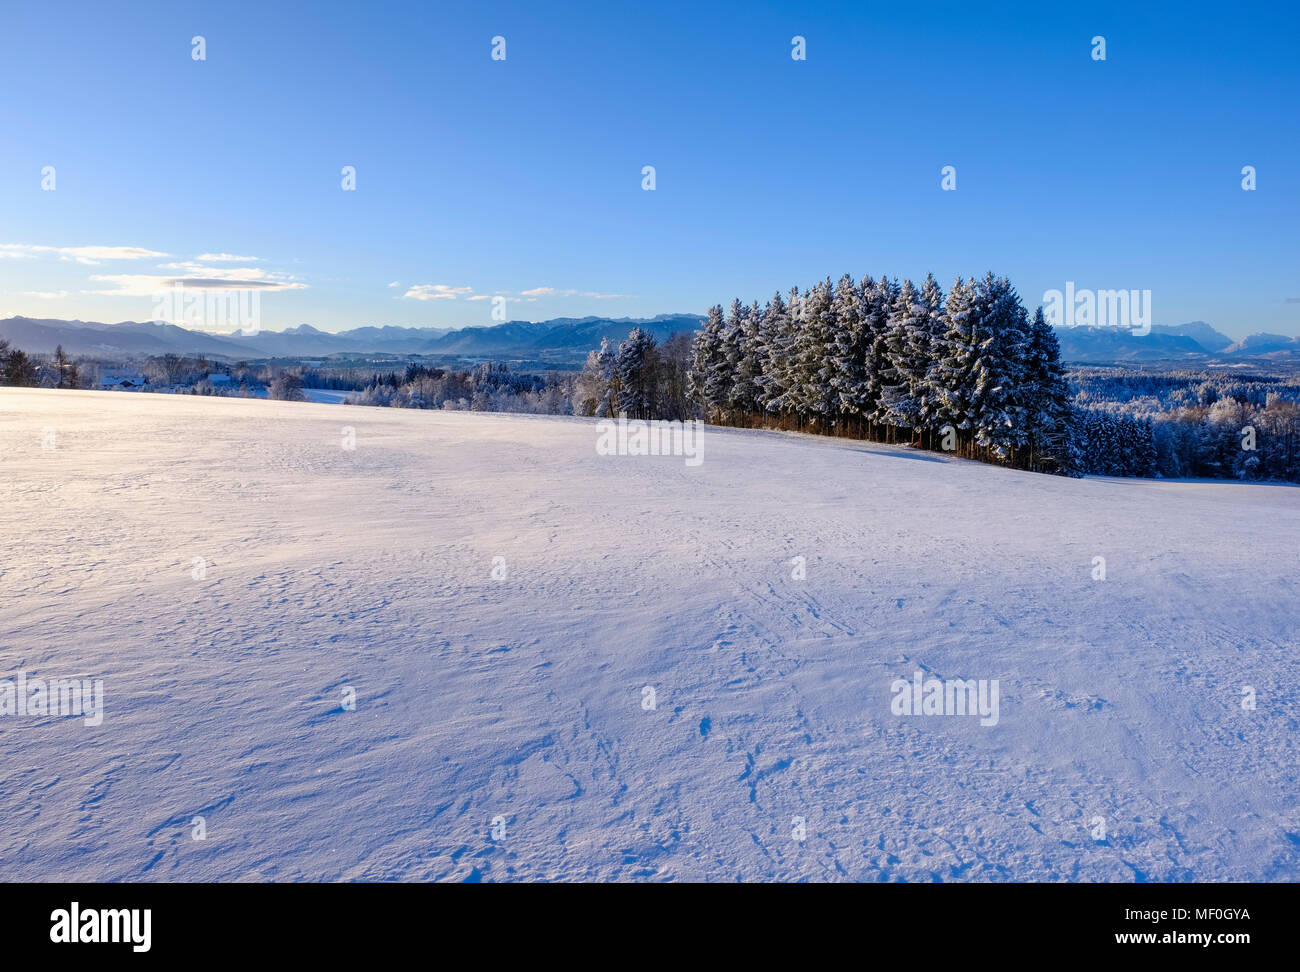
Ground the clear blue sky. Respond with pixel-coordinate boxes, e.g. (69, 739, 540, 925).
(1, 0, 1296, 337)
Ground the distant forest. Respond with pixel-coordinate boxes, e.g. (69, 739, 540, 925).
(4, 288, 1299, 482)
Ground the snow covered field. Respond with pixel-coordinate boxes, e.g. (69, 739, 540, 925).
(1, 388, 1297, 882)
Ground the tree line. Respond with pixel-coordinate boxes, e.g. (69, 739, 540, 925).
(0, 338, 58, 386)
(349, 361, 575, 413)
(580, 272, 1078, 473)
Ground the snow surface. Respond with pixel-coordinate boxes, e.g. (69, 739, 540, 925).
(302, 388, 350, 405)
(1, 388, 1297, 882)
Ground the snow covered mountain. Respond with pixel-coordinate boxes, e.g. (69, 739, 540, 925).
(1224, 332, 1300, 355)
(2, 389, 1296, 881)
(0, 317, 264, 358)
(1054, 323, 1241, 361)
(1155, 321, 1235, 352)
(0, 314, 704, 360)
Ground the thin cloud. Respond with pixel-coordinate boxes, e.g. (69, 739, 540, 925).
(403, 284, 474, 301)
(88, 272, 307, 296)
(157, 262, 284, 279)
(562, 289, 634, 299)
(0, 243, 168, 265)
(520, 286, 634, 299)
(196, 253, 259, 262)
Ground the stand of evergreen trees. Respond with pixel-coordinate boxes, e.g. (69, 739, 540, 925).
(683, 272, 1079, 474)
(1075, 410, 1157, 477)
(0, 338, 43, 386)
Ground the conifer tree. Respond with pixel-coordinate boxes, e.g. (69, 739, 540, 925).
(910, 273, 947, 447)
(594, 336, 620, 418)
(789, 280, 837, 428)
(931, 276, 980, 454)
(829, 274, 869, 430)
(765, 287, 805, 424)
(756, 290, 789, 417)
(688, 305, 727, 420)
(727, 299, 764, 422)
(864, 276, 899, 438)
(968, 273, 1030, 461)
(879, 278, 929, 437)
(615, 327, 659, 419)
(1021, 306, 1073, 471)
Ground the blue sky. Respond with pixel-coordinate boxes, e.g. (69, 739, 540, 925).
(1, 0, 1296, 337)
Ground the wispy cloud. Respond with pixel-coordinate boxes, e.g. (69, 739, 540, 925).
(89, 267, 306, 296)
(1, 243, 305, 298)
(0, 243, 168, 265)
(395, 282, 634, 304)
(390, 281, 634, 304)
(156, 262, 286, 279)
(563, 289, 634, 299)
(521, 286, 633, 300)
(403, 284, 474, 301)
(19, 290, 70, 299)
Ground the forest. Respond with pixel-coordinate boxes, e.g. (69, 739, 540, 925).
(574, 272, 1300, 482)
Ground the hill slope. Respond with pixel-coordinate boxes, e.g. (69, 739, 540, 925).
(1, 390, 1297, 880)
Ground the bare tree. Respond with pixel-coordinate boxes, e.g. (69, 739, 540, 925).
(269, 371, 306, 402)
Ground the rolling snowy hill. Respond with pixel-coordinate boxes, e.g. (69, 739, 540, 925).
(1, 389, 1297, 881)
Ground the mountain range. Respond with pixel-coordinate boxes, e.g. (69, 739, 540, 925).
(1054, 322, 1300, 361)
(0, 314, 704, 362)
(2, 314, 1298, 365)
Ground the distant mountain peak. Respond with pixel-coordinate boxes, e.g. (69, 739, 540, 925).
(1225, 332, 1299, 354)
(1148, 321, 1234, 352)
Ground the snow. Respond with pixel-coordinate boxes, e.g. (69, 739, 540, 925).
(302, 388, 351, 405)
(1, 387, 1297, 881)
